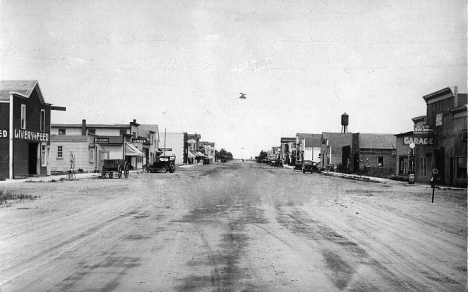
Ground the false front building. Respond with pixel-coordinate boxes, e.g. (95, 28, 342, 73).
(0, 80, 65, 180)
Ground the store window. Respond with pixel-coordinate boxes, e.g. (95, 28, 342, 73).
(21, 104, 26, 129)
(58, 129, 66, 135)
(457, 157, 467, 179)
(88, 128, 96, 135)
(421, 157, 427, 176)
(41, 145, 47, 166)
(378, 157, 384, 167)
(120, 129, 127, 135)
(40, 109, 45, 132)
(57, 146, 63, 158)
(399, 156, 408, 174)
(89, 147, 95, 163)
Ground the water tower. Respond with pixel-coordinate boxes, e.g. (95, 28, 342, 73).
(341, 113, 349, 133)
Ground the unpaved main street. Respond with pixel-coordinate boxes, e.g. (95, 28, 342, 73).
(0, 162, 466, 291)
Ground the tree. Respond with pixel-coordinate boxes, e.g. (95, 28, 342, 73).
(217, 148, 233, 162)
(257, 150, 268, 162)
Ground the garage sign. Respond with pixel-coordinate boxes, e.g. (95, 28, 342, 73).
(403, 137, 434, 145)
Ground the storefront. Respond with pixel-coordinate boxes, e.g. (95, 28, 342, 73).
(398, 87, 467, 187)
(0, 81, 65, 180)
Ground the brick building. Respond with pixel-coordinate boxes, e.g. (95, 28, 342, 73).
(342, 133, 396, 175)
(0, 80, 65, 180)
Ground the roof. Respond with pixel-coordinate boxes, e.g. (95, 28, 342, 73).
(321, 132, 353, 147)
(358, 133, 396, 149)
(138, 124, 158, 139)
(51, 135, 88, 142)
(296, 133, 322, 147)
(280, 137, 296, 142)
(423, 87, 454, 102)
(411, 115, 426, 123)
(395, 131, 414, 137)
(200, 141, 215, 147)
(52, 124, 130, 129)
(187, 133, 201, 140)
(0, 80, 44, 103)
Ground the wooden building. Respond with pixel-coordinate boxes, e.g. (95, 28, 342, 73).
(0, 81, 65, 180)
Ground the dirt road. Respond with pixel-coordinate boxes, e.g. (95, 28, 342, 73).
(0, 162, 466, 291)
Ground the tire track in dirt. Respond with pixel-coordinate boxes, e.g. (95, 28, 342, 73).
(276, 206, 423, 292)
(342, 203, 465, 291)
(0, 203, 159, 288)
(172, 205, 266, 291)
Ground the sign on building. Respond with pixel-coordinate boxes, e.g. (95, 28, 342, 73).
(436, 114, 443, 126)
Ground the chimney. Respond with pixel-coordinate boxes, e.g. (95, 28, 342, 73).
(82, 119, 86, 136)
(453, 86, 458, 107)
(133, 119, 136, 123)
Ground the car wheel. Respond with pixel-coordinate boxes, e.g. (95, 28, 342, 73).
(160, 166, 168, 173)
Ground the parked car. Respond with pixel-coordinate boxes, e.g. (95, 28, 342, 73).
(144, 155, 176, 173)
(302, 160, 320, 173)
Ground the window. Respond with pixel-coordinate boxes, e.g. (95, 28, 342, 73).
(88, 128, 96, 135)
(89, 147, 95, 163)
(41, 145, 47, 166)
(378, 157, 383, 167)
(457, 157, 467, 179)
(399, 156, 408, 174)
(40, 110, 45, 132)
(21, 104, 26, 129)
(57, 146, 63, 158)
(421, 157, 427, 176)
(58, 128, 66, 135)
(462, 130, 467, 142)
(120, 129, 127, 135)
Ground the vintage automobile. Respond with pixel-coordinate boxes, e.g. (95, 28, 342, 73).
(144, 155, 176, 173)
(302, 160, 320, 173)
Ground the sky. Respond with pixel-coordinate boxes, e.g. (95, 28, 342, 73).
(1, 0, 466, 159)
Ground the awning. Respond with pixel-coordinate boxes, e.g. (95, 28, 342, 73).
(196, 152, 204, 157)
(95, 143, 105, 151)
(188, 151, 196, 158)
(207, 154, 213, 159)
(125, 143, 144, 156)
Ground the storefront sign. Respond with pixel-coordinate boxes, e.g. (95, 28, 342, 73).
(414, 125, 433, 135)
(158, 148, 172, 151)
(0, 130, 8, 138)
(14, 129, 49, 141)
(132, 138, 147, 143)
(94, 138, 109, 144)
(436, 114, 443, 126)
(403, 137, 434, 145)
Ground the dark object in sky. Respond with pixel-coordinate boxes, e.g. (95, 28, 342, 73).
(239, 93, 247, 99)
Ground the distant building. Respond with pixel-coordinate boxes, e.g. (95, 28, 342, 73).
(280, 137, 296, 165)
(186, 133, 201, 164)
(295, 133, 322, 166)
(159, 132, 186, 165)
(0, 80, 65, 180)
(50, 119, 145, 173)
(199, 141, 215, 163)
(320, 132, 353, 170)
(342, 133, 396, 174)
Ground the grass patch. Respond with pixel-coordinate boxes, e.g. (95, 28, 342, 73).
(0, 189, 38, 207)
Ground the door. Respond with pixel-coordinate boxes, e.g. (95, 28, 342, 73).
(28, 143, 38, 175)
(449, 157, 454, 186)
